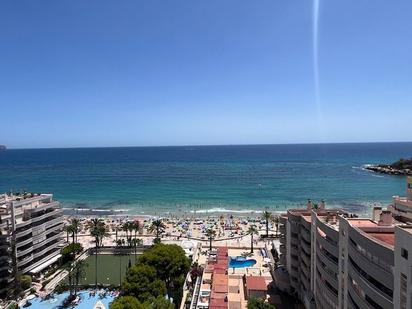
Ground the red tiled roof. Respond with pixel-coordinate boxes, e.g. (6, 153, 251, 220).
(213, 268, 226, 274)
(209, 298, 228, 309)
(348, 219, 378, 228)
(213, 274, 228, 286)
(367, 233, 395, 246)
(245, 276, 267, 291)
(212, 284, 228, 294)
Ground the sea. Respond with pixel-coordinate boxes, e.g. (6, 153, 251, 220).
(0, 143, 411, 216)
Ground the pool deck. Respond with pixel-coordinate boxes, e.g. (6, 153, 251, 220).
(20, 290, 116, 309)
(196, 244, 272, 309)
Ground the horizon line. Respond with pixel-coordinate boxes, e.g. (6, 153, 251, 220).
(4, 140, 412, 150)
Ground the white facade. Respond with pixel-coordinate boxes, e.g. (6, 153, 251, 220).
(394, 225, 412, 309)
(0, 192, 64, 293)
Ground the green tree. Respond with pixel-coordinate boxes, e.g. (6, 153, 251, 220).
(149, 219, 166, 241)
(247, 298, 275, 309)
(136, 244, 190, 306)
(20, 275, 31, 290)
(205, 228, 216, 251)
(61, 243, 83, 263)
(247, 225, 259, 253)
(68, 218, 81, 243)
(111, 296, 174, 309)
(272, 215, 280, 237)
(144, 296, 175, 309)
(123, 264, 167, 303)
(111, 296, 145, 309)
(73, 260, 87, 296)
(262, 211, 273, 237)
(87, 218, 108, 288)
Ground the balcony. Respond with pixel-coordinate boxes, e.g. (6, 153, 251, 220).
(45, 216, 63, 228)
(316, 233, 338, 257)
(316, 249, 338, 272)
(316, 262, 338, 289)
(16, 246, 33, 258)
(291, 236, 298, 246)
(15, 227, 32, 238)
(316, 277, 338, 304)
(16, 237, 33, 248)
(30, 201, 59, 213)
(17, 254, 33, 267)
(33, 239, 63, 259)
(347, 282, 375, 309)
(301, 239, 311, 255)
(31, 208, 63, 224)
(348, 262, 393, 309)
(33, 232, 62, 250)
(348, 243, 393, 288)
(300, 230, 311, 243)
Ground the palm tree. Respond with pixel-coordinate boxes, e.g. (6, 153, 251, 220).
(262, 210, 273, 237)
(149, 219, 166, 241)
(73, 260, 87, 296)
(247, 225, 259, 253)
(65, 225, 73, 243)
(115, 239, 123, 286)
(205, 228, 216, 251)
(131, 238, 142, 264)
(122, 221, 133, 247)
(272, 215, 280, 237)
(87, 218, 106, 288)
(65, 262, 75, 298)
(132, 220, 140, 239)
(69, 218, 81, 243)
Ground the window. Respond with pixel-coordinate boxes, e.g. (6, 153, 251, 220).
(401, 248, 408, 260)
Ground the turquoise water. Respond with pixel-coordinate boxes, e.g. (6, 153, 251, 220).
(1, 143, 411, 215)
(229, 256, 257, 268)
(22, 291, 114, 309)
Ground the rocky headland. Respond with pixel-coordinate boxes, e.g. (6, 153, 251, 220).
(365, 158, 412, 176)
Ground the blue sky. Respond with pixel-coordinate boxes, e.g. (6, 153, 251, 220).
(1, 0, 411, 148)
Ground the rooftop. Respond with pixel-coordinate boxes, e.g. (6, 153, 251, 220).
(367, 233, 395, 247)
(347, 219, 378, 228)
(245, 276, 267, 291)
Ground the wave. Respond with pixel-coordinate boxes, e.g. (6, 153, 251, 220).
(62, 207, 130, 213)
(190, 207, 263, 214)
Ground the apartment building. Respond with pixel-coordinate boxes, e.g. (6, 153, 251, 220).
(0, 192, 64, 295)
(339, 211, 395, 309)
(312, 210, 343, 309)
(394, 225, 412, 309)
(0, 207, 12, 297)
(389, 176, 412, 222)
(278, 200, 346, 309)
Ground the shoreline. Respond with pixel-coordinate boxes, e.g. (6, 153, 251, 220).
(62, 201, 383, 218)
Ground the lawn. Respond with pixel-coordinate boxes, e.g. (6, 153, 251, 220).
(77, 253, 138, 286)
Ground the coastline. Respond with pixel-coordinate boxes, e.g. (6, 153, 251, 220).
(364, 164, 412, 176)
(62, 199, 385, 218)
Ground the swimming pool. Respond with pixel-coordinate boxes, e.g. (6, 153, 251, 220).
(21, 290, 115, 309)
(228, 256, 257, 268)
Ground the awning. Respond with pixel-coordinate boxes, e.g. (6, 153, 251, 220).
(29, 254, 61, 274)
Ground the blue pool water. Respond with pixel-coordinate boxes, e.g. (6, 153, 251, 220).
(22, 290, 115, 309)
(229, 256, 257, 268)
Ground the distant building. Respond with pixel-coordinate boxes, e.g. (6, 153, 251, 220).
(0, 192, 64, 297)
(389, 176, 412, 222)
